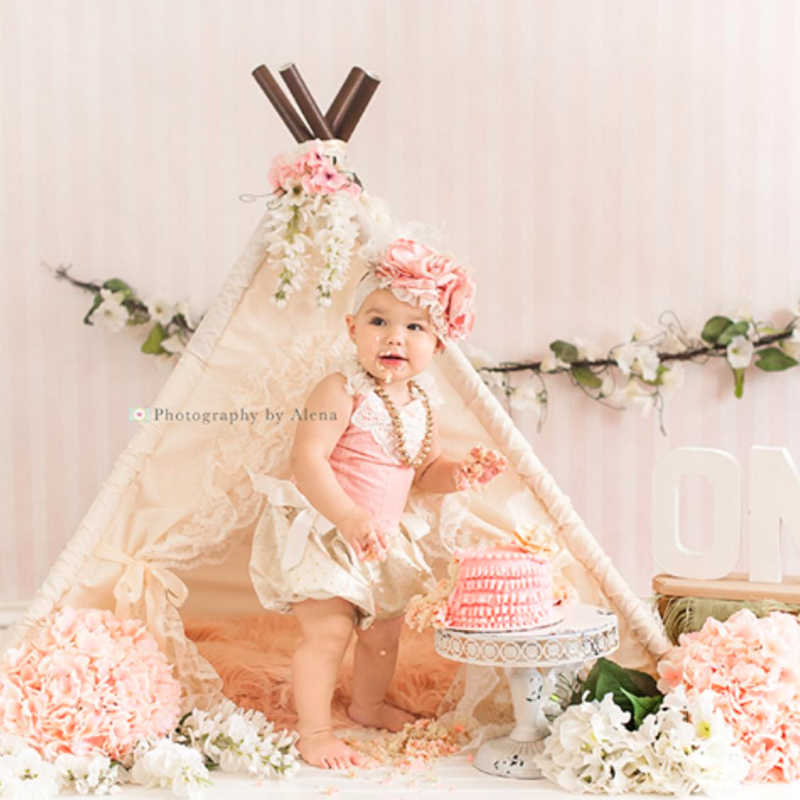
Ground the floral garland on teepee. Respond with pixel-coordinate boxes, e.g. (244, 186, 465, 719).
(468, 308, 800, 433)
(261, 140, 365, 308)
(50, 141, 800, 426)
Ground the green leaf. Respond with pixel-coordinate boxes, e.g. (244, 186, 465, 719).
(101, 278, 135, 300)
(572, 366, 602, 389)
(141, 322, 167, 355)
(571, 658, 663, 730)
(576, 657, 660, 700)
(701, 316, 733, 344)
(755, 347, 799, 372)
(620, 688, 663, 728)
(550, 340, 579, 364)
(733, 367, 745, 398)
(82, 293, 103, 325)
(717, 320, 750, 346)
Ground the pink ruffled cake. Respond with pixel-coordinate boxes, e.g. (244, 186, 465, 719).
(443, 544, 555, 631)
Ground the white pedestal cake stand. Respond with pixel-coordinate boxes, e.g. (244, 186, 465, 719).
(434, 603, 619, 780)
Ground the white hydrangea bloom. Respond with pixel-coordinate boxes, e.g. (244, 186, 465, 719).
(175, 701, 299, 781)
(129, 740, 210, 799)
(0, 747, 60, 800)
(536, 689, 748, 795)
(55, 753, 121, 796)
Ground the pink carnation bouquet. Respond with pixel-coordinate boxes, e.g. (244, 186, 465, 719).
(657, 609, 800, 783)
(0, 607, 182, 762)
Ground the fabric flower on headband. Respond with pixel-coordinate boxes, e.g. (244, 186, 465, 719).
(356, 238, 476, 341)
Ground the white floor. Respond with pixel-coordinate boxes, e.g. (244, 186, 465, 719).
(59, 756, 800, 799)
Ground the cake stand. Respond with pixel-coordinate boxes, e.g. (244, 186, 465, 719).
(434, 604, 619, 780)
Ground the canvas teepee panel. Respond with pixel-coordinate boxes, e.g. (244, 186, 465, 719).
(4, 66, 671, 714)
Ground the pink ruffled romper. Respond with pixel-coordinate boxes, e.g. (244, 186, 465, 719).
(249, 377, 435, 629)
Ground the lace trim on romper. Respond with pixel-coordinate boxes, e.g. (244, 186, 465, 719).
(350, 392, 427, 464)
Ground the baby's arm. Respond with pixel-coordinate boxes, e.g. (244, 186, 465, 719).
(291, 374, 388, 559)
(413, 414, 508, 493)
(412, 416, 461, 493)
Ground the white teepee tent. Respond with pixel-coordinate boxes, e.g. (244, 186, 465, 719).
(3, 64, 671, 717)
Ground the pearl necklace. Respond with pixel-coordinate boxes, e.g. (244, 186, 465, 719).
(373, 381, 434, 469)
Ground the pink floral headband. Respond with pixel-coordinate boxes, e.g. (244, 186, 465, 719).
(353, 238, 476, 341)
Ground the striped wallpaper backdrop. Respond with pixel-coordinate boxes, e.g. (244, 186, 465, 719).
(2, 0, 800, 602)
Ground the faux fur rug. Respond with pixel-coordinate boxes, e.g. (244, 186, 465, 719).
(183, 612, 460, 732)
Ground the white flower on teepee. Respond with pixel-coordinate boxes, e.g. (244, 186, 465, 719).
(161, 333, 186, 355)
(632, 320, 657, 342)
(94, 290, 129, 333)
(625, 380, 657, 418)
(781, 328, 800, 360)
(659, 362, 685, 392)
(145, 296, 176, 326)
(613, 342, 660, 381)
(509, 381, 544, 417)
(660, 331, 687, 355)
(575, 337, 602, 361)
(726, 335, 754, 369)
(462, 343, 505, 389)
(175, 300, 194, 328)
(540, 351, 567, 373)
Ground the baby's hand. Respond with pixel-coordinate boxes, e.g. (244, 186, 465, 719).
(335, 506, 389, 562)
(454, 445, 508, 491)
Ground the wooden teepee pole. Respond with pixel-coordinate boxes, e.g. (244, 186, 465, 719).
(252, 65, 312, 142)
(278, 63, 334, 140)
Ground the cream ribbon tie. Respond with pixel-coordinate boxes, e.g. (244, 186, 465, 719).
(96, 543, 189, 621)
(250, 472, 337, 571)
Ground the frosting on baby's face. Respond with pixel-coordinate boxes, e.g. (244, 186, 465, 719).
(346, 289, 439, 385)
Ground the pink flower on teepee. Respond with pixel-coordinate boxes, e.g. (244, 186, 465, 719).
(0, 607, 182, 761)
(268, 142, 361, 197)
(657, 609, 800, 783)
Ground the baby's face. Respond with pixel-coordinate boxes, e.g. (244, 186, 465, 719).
(346, 289, 440, 383)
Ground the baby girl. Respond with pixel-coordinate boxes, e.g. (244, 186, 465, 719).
(249, 238, 507, 769)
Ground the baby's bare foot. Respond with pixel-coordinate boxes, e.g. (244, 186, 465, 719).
(296, 731, 365, 770)
(347, 701, 417, 732)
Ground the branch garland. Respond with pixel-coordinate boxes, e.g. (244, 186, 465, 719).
(49, 264, 196, 362)
(467, 308, 800, 434)
(50, 260, 800, 433)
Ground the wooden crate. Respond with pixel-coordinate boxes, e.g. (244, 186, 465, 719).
(652, 573, 800, 603)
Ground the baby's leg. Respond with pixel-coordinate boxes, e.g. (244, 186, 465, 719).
(347, 614, 417, 732)
(292, 596, 363, 769)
